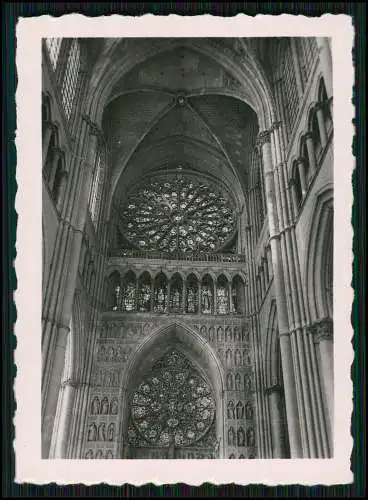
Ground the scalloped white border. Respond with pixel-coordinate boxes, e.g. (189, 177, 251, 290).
(14, 13, 354, 485)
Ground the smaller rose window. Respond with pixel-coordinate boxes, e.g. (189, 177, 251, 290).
(130, 349, 215, 447)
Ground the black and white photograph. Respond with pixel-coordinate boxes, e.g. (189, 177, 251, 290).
(14, 14, 354, 485)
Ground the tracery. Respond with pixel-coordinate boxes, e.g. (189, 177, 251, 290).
(128, 349, 216, 448)
(119, 172, 236, 255)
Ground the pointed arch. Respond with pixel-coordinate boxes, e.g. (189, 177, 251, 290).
(118, 321, 226, 458)
(304, 186, 334, 323)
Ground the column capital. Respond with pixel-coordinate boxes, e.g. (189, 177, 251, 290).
(60, 378, 90, 389)
(309, 318, 333, 343)
(257, 129, 271, 147)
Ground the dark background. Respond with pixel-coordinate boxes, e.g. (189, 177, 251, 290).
(2, 2, 366, 498)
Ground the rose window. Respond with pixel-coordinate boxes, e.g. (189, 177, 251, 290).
(120, 172, 236, 254)
(130, 349, 216, 447)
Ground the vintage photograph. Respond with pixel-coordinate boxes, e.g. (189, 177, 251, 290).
(41, 35, 335, 461)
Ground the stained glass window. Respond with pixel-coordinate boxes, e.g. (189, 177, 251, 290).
(61, 38, 80, 120)
(120, 172, 236, 255)
(129, 349, 216, 448)
(45, 38, 62, 70)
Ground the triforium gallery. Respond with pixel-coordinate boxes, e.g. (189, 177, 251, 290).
(42, 37, 334, 459)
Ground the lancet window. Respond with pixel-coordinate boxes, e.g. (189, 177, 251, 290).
(61, 38, 80, 120)
(45, 38, 62, 70)
(137, 272, 152, 312)
(154, 273, 168, 313)
(186, 274, 198, 314)
(216, 275, 229, 315)
(201, 275, 214, 314)
(122, 271, 136, 312)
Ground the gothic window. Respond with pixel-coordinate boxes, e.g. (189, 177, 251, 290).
(201, 275, 214, 314)
(107, 271, 121, 311)
(225, 327, 232, 343)
(61, 38, 80, 120)
(226, 349, 232, 367)
(154, 273, 168, 313)
(137, 272, 152, 312)
(318, 77, 333, 133)
(169, 273, 183, 313)
(236, 401, 244, 420)
(280, 40, 300, 138)
(45, 38, 62, 70)
(119, 173, 236, 255)
(296, 37, 318, 90)
(122, 271, 137, 312)
(237, 426, 246, 447)
(292, 161, 303, 211)
(232, 276, 246, 315)
(228, 427, 235, 446)
(227, 400, 235, 420)
(186, 274, 198, 313)
(216, 275, 229, 314)
(310, 110, 322, 159)
(235, 373, 242, 391)
(129, 349, 216, 448)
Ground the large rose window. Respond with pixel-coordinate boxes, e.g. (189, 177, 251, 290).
(129, 349, 216, 447)
(120, 172, 236, 254)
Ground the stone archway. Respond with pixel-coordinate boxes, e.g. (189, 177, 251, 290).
(118, 322, 225, 459)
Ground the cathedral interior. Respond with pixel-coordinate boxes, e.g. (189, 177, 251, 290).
(42, 37, 334, 460)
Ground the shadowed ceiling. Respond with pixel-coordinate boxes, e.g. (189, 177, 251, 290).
(100, 40, 260, 209)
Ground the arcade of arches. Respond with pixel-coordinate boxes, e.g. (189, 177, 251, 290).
(42, 37, 334, 459)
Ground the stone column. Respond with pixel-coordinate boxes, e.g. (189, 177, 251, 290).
(198, 282, 202, 314)
(258, 130, 303, 457)
(52, 379, 78, 457)
(304, 132, 317, 178)
(42, 119, 101, 458)
(310, 318, 334, 438)
(213, 282, 217, 315)
(266, 384, 287, 458)
(290, 180, 299, 219)
(315, 103, 328, 147)
(56, 171, 68, 212)
(296, 158, 307, 197)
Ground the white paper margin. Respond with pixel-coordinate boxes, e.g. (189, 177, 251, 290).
(14, 13, 355, 486)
